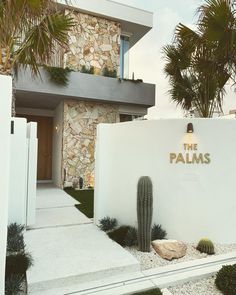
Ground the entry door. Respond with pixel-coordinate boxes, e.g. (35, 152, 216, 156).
(17, 115, 53, 180)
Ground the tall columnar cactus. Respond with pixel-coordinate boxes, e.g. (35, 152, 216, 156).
(137, 176, 153, 252)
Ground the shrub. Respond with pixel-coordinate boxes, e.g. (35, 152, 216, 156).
(81, 65, 95, 74)
(196, 238, 215, 255)
(7, 235, 25, 254)
(5, 274, 25, 295)
(99, 217, 117, 232)
(5, 253, 33, 278)
(45, 66, 71, 85)
(124, 227, 138, 247)
(7, 223, 24, 239)
(103, 66, 117, 78)
(131, 288, 163, 295)
(7, 223, 25, 253)
(108, 226, 132, 247)
(151, 224, 167, 241)
(6, 223, 33, 293)
(215, 264, 236, 295)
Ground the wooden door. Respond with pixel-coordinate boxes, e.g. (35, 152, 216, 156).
(17, 115, 53, 180)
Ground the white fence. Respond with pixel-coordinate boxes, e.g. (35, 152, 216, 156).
(0, 75, 12, 294)
(95, 119, 236, 244)
(8, 118, 38, 227)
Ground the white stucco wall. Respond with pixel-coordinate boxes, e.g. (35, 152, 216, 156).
(26, 122, 38, 227)
(52, 102, 63, 187)
(0, 75, 12, 294)
(9, 118, 28, 225)
(95, 119, 236, 243)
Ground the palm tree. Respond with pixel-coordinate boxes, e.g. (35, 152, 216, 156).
(0, 0, 74, 114)
(163, 0, 236, 117)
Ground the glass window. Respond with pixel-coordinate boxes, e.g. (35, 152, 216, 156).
(120, 36, 130, 79)
(119, 114, 143, 122)
(119, 114, 132, 122)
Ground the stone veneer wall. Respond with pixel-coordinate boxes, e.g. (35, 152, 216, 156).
(63, 100, 119, 187)
(65, 10, 121, 75)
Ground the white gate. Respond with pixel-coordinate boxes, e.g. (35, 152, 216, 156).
(0, 75, 12, 294)
(8, 118, 38, 227)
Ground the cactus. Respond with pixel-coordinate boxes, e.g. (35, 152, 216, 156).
(196, 238, 215, 255)
(79, 177, 83, 189)
(137, 176, 153, 252)
(215, 264, 236, 295)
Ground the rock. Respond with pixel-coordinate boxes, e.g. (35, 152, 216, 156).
(100, 44, 112, 51)
(152, 240, 187, 260)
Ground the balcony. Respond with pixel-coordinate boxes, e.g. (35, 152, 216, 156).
(15, 67, 155, 110)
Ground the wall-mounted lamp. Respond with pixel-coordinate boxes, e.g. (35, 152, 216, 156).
(55, 124, 60, 133)
(187, 123, 194, 133)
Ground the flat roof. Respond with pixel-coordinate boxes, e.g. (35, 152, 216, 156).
(58, 0, 153, 48)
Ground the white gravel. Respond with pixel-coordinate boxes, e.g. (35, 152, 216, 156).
(169, 276, 221, 295)
(126, 243, 236, 270)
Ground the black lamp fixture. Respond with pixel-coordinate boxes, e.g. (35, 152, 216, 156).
(187, 123, 194, 133)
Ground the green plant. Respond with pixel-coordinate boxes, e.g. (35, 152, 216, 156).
(7, 223, 25, 253)
(124, 227, 138, 247)
(7, 223, 25, 238)
(5, 274, 25, 295)
(103, 66, 117, 78)
(163, 0, 236, 118)
(137, 176, 153, 252)
(5, 253, 33, 278)
(81, 65, 95, 74)
(108, 226, 133, 247)
(99, 217, 117, 232)
(215, 264, 236, 295)
(45, 66, 71, 85)
(64, 187, 94, 218)
(151, 224, 167, 241)
(196, 238, 215, 255)
(131, 288, 163, 295)
(7, 234, 25, 254)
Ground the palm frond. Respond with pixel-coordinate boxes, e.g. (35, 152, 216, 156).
(14, 12, 75, 75)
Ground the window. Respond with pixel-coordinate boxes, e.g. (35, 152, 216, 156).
(119, 114, 143, 122)
(120, 36, 130, 79)
(120, 114, 132, 122)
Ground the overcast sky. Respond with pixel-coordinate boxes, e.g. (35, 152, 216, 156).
(116, 0, 236, 118)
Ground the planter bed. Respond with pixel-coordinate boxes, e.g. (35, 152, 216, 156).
(126, 243, 236, 270)
(168, 276, 221, 295)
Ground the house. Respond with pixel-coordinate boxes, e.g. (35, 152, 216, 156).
(15, 0, 155, 188)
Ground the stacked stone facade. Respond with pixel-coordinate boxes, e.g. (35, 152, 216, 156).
(63, 100, 119, 187)
(60, 11, 122, 187)
(65, 10, 121, 75)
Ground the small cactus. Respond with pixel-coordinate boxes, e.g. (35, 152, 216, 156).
(79, 177, 83, 189)
(137, 176, 153, 252)
(196, 238, 215, 255)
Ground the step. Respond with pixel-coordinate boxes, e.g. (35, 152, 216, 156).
(33, 207, 91, 229)
(36, 184, 79, 209)
(25, 224, 140, 293)
(30, 251, 236, 294)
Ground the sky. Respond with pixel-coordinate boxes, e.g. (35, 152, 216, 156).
(116, 0, 236, 118)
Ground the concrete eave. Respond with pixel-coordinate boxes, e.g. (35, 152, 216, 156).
(58, 0, 153, 48)
(15, 67, 156, 110)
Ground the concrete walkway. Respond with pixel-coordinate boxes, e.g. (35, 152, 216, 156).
(25, 184, 140, 294)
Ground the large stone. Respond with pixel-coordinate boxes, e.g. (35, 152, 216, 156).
(100, 44, 112, 51)
(152, 240, 187, 261)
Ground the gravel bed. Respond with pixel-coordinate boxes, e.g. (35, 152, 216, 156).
(169, 276, 221, 295)
(126, 243, 236, 270)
